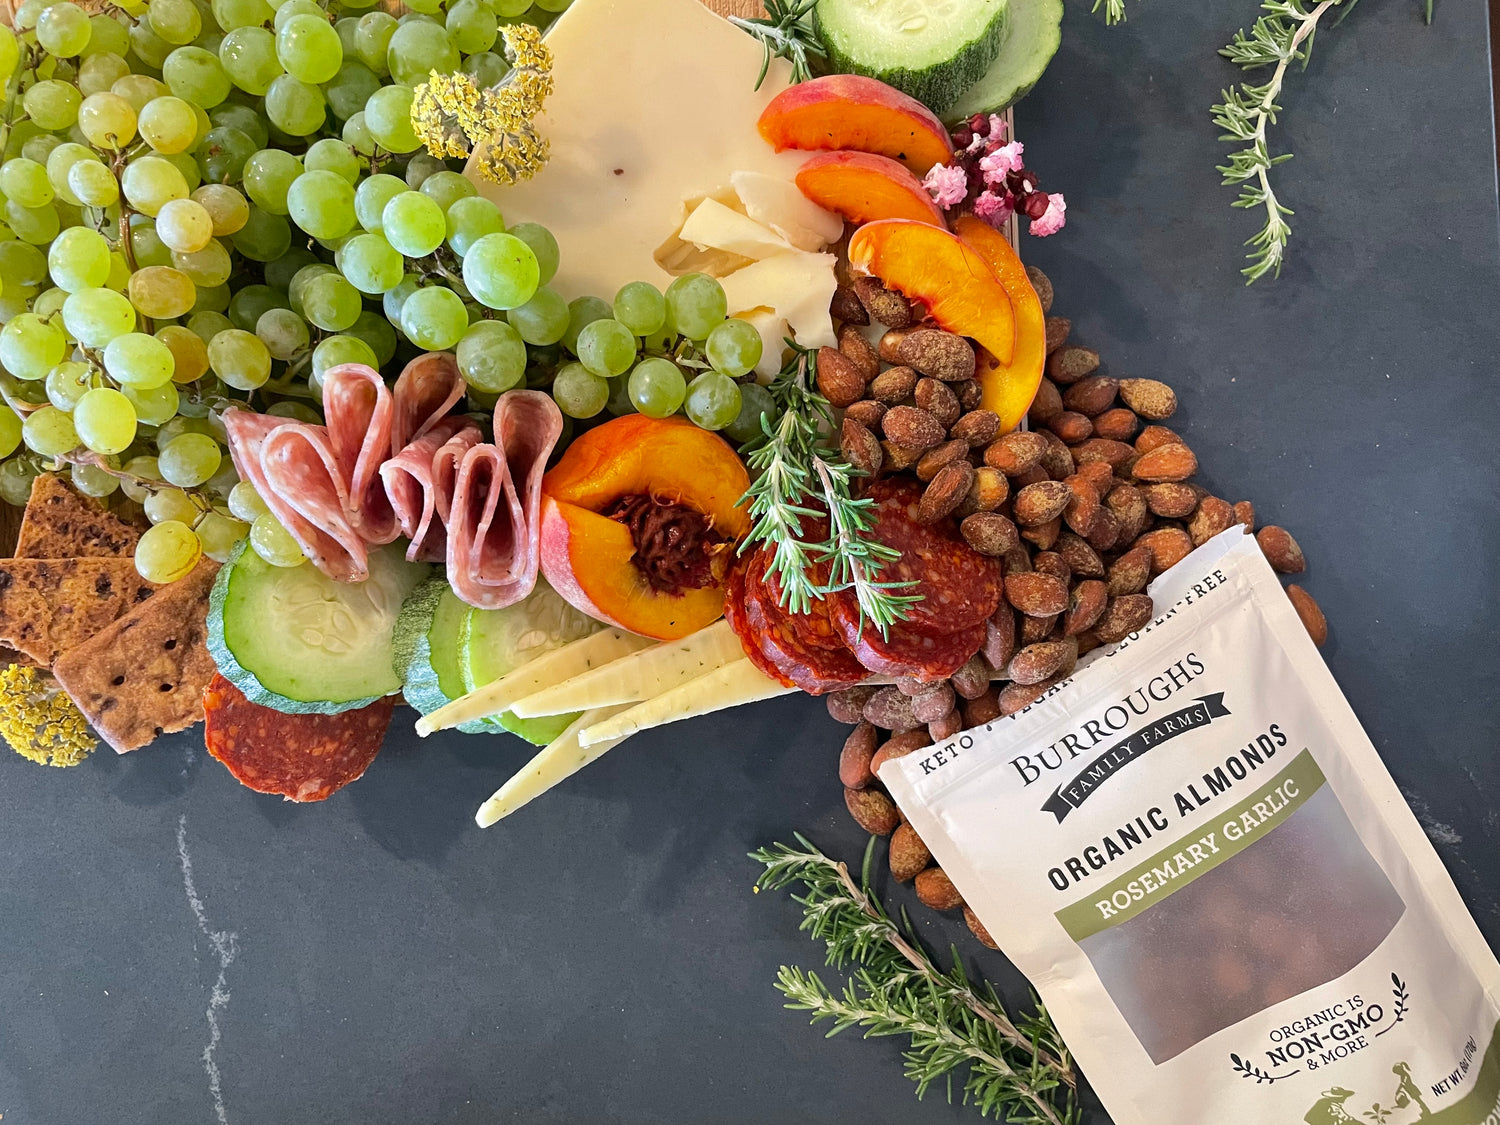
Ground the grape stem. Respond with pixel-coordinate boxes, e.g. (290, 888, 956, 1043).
(0, 372, 42, 417)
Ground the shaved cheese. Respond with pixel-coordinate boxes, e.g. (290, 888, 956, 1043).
(508, 618, 745, 717)
(735, 306, 792, 380)
(414, 627, 654, 736)
(474, 704, 634, 827)
(679, 197, 793, 260)
(577, 658, 796, 747)
(731, 170, 845, 252)
(720, 251, 839, 350)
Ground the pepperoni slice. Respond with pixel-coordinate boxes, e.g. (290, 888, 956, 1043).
(742, 552, 866, 695)
(724, 556, 795, 688)
(830, 592, 985, 681)
(203, 674, 394, 802)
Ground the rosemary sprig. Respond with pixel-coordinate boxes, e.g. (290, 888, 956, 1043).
(1090, 0, 1133, 25)
(739, 345, 918, 636)
(754, 835, 1079, 1124)
(730, 0, 827, 89)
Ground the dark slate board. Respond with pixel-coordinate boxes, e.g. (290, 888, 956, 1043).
(2, 4, 1496, 1123)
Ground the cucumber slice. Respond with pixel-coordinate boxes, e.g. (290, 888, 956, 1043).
(208, 541, 429, 714)
(457, 579, 601, 745)
(393, 577, 495, 735)
(815, 0, 1009, 117)
(944, 0, 1063, 122)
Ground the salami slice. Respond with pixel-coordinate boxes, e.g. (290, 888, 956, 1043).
(379, 416, 481, 563)
(722, 556, 794, 688)
(321, 363, 400, 545)
(203, 673, 394, 802)
(831, 592, 986, 680)
(741, 552, 865, 695)
(391, 350, 468, 450)
(855, 477, 1003, 637)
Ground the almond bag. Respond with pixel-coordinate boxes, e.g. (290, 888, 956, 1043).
(882, 527, 1500, 1125)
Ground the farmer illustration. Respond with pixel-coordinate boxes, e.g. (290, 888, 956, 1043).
(1392, 1062, 1431, 1118)
(1305, 1087, 1359, 1125)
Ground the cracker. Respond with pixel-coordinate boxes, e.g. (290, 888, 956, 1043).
(0, 558, 160, 666)
(52, 559, 220, 753)
(15, 473, 142, 560)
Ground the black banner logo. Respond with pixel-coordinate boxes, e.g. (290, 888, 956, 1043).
(1041, 693, 1230, 821)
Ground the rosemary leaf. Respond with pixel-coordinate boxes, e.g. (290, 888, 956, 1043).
(730, 0, 827, 89)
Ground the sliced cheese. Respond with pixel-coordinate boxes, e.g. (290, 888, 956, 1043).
(474, 704, 634, 827)
(468, 0, 803, 301)
(414, 627, 655, 736)
(679, 197, 793, 260)
(720, 251, 839, 350)
(731, 170, 845, 252)
(577, 658, 796, 747)
(735, 306, 792, 381)
(507, 618, 745, 717)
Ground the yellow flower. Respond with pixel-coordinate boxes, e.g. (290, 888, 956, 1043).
(410, 23, 554, 185)
(0, 665, 96, 768)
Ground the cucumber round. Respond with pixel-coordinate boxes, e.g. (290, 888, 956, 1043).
(458, 579, 599, 746)
(394, 576, 497, 736)
(208, 540, 429, 714)
(815, 0, 1009, 117)
(945, 0, 1063, 122)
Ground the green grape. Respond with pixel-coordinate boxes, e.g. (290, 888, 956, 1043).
(231, 205, 292, 261)
(454, 319, 524, 393)
(463, 231, 539, 311)
(420, 169, 475, 211)
(533, 0, 572, 10)
(683, 370, 741, 431)
(354, 172, 404, 232)
(148, 0, 200, 44)
(163, 46, 231, 107)
(208, 328, 271, 389)
(45, 360, 92, 411)
(627, 357, 686, 419)
(386, 20, 457, 86)
(339, 111, 374, 157)
(301, 271, 361, 332)
(111, 74, 168, 113)
(489, 0, 533, 14)
(272, 0, 321, 28)
(118, 455, 160, 504)
(0, 404, 20, 458)
(212, 0, 273, 31)
(613, 281, 666, 337)
(210, 103, 268, 150)
(105, 252, 133, 293)
(67, 158, 118, 206)
(347, 309, 396, 365)
(79, 52, 130, 96)
(188, 311, 234, 343)
(362, 84, 418, 153)
(156, 415, 210, 449)
(121, 155, 189, 217)
(77, 91, 137, 148)
(6, 200, 59, 245)
(264, 73, 325, 136)
(196, 510, 248, 562)
(0, 157, 53, 208)
(264, 247, 317, 292)
(354, 11, 395, 74)
(401, 0, 441, 13)
(506, 286, 568, 346)
(21, 131, 64, 165)
(323, 61, 380, 122)
(104, 332, 175, 389)
(462, 49, 505, 87)
(62, 287, 135, 348)
(195, 125, 257, 184)
(128, 265, 197, 319)
(247, 512, 303, 566)
(444, 0, 496, 53)
(73, 385, 137, 453)
(552, 361, 608, 419)
(724, 381, 773, 444)
(164, 149, 204, 192)
(0, 312, 67, 380)
(159, 431, 221, 487)
(506, 222, 559, 286)
(705, 318, 763, 379)
(32, 288, 66, 321)
(334, 14, 359, 53)
(227, 479, 268, 521)
(399, 153, 440, 190)
(562, 294, 612, 354)
(144, 485, 199, 526)
(84, 11, 129, 55)
(243, 148, 302, 214)
(128, 217, 174, 268)
(380, 190, 445, 257)
(24, 80, 82, 131)
(335, 231, 402, 294)
(275, 13, 341, 85)
(218, 25, 282, 95)
(45, 226, 110, 293)
(70, 460, 120, 498)
(123, 379, 179, 424)
(287, 263, 334, 315)
(302, 138, 360, 187)
(604, 373, 634, 416)
(0, 25, 19, 83)
(0, 458, 38, 506)
(172, 240, 233, 287)
(229, 283, 287, 330)
(576, 317, 637, 379)
(0, 240, 48, 288)
(286, 169, 356, 240)
(444, 194, 504, 257)
(255, 306, 308, 359)
(396, 285, 465, 349)
(37, 0, 92, 54)
(157, 323, 210, 382)
(155, 197, 214, 253)
(380, 272, 418, 323)
(23, 404, 79, 455)
(666, 273, 728, 341)
(45, 141, 98, 206)
(309, 333, 377, 379)
(191, 183, 249, 236)
(135, 519, 202, 582)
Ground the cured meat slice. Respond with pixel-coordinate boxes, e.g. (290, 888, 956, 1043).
(391, 350, 468, 449)
(741, 551, 865, 695)
(379, 416, 481, 563)
(723, 556, 794, 688)
(856, 477, 1003, 637)
(203, 673, 394, 802)
(445, 389, 562, 609)
(831, 590, 985, 680)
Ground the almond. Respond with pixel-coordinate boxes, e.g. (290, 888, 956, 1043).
(928, 709, 964, 742)
(881, 405, 946, 452)
(1087, 508, 1122, 552)
(1132, 442, 1198, 483)
(1047, 410, 1093, 444)
(1234, 500, 1256, 530)
(880, 440, 924, 472)
(1119, 378, 1177, 420)
(889, 823, 933, 882)
(955, 379, 982, 411)
(1063, 474, 1099, 536)
(845, 786, 900, 836)
(1004, 572, 1069, 617)
(839, 722, 879, 789)
(1008, 638, 1077, 685)
(879, 327, 917, 364)
(1028, 378, 1064, 424)
(916, 460, 974, 524)
(831, 285, 870, 327)
(1039, 431, 1077, 479)
(840, 417, 883, 477)
(1000, 677, 1057, 716)
(1287, 585, 1327, 646)
(1064, 579, 1109, 637)
(863, 685, 921, 731)
(1002, 546, 1033, 576)
(1044, 316, 1071, 354)
(835, 324, 880, 379)
(914, 376, 961, 426)
(910, 682, 956, 724)
(1143, 482, 1200, 519)
(1046, 345, 1100, 385)
(853, 275, 916, 328)
(951, 409, 1000, 448)
(845, 399, 887, 431)
(1135, 424, 1182, 453)
(965, 905, 1000, 949)
(1056, 531, 1105, 578)
(815, 347, 864, 407)
(825, 685, 877, 725)
(1021, 516, 1062, 550)
(869, 365, 920, 404)
(1071, 438, 1135, 468)
(1012, 465, 1050, 489)
(871, 728, 933, 773)
(1013, 479, 1072, 526)
(1020, 610, 1060, 645)
(1063, 375, 1119, 417)
(1094, 594, 1155, 643)
(914, 866, 964, 911)
(1026, 264, 1054, 313)
(1093, 406, 1139, 442)
(1189, 496, 1234, 545)
(1137, 526, 1194, 574)
(897, 328, 976, 382)
(1107, 545, 1152, 596)
(1105, 483, 1151, 544)
(1033, 550, 1070, 584)
(962, 687, 1002, 727)
(915, 438, 970, 482)
(984, 430, 1047, 475)
(1076, 460, 1116, 495)
(982, 609, 1016, 671)
(964, 467, 1008, 513)
(1257, 525, 1306, 573)
(950, 655, 991, 700)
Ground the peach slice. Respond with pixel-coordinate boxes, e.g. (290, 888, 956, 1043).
(757, 74, 954, 177)
(795, 151, 946, 227)
(847, 219, 1016, 366)
(952, 215, 1046, 432)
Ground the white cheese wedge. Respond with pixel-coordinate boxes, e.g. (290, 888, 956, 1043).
(720, 252, 839, 350)
(678, 197, 793, 260)
(734, 306, 791, 381)
(474, 704, 634, 827)
(731, 170, 845, 252)
(577, 658, 796, 747)
(468, 0, 804, 302)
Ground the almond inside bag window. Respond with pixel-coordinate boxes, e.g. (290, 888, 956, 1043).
(882, 528, 1500, 1125)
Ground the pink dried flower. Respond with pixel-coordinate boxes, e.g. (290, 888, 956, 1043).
(979, 141, 1025, 183)
(986, 114, 1008, 140)
(1029, 192, 1067, 236)
(923, 163, 970, 210)
(972, 190, 1014, 224)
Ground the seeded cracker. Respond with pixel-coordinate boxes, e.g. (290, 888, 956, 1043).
(0, 558, 160, 666)
(14, 473, 143, 560)
(52, 559, 220, 753)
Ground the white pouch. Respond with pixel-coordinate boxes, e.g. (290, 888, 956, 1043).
(882, 527, 1500, 1125)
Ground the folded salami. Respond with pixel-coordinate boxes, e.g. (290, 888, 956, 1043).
(882, 527, 1500, 1125)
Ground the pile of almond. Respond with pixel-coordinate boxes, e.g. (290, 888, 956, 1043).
(823, 267, 1327, 951)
